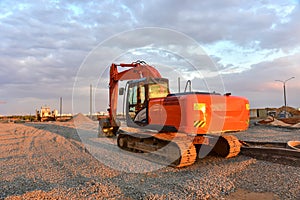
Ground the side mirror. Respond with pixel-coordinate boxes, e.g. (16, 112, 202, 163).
(119, 87, 125, 95)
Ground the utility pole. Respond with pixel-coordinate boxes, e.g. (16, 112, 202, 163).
(178, 77, 180, 93)
(60, 97, 62, 119)
(275, 77, 295, 118)
(90, 84, 92, 118)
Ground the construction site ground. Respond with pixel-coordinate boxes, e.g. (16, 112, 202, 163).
(0, 114, 299, 200)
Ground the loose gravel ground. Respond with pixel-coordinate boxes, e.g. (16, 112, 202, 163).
(232, 121, 300, 142)
(0, 117, 299, 199)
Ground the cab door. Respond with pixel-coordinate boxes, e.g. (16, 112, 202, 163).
(126, 80, 148, 126)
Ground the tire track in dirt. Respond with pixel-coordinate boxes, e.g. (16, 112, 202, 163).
(0, 122, 119, 198)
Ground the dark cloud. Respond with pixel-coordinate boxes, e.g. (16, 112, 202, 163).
(0, 0, 299, 114)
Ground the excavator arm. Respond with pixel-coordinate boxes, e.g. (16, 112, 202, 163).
(101, 60, 162, 136)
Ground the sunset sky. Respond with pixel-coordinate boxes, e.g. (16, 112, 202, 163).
(1, 0, 300, 115)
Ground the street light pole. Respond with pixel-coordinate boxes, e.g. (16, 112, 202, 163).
(275, 77, 295, 118)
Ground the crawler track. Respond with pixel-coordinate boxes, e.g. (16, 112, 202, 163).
(116, 129, 243, 168)
(117, 132, 197, 168)
(213, 135, 241, 158)
(240, 141, 300, 167)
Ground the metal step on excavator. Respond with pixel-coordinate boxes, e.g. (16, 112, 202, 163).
(98, 61, 250, 167)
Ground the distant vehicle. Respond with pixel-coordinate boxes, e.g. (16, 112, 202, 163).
(36, 106, 57, 122)
(267, 110, 277, 117)
(278, 111, 292, 119)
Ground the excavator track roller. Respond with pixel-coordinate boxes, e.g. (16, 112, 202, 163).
(213, 135, 242, 158)
(117, 132, 197, 168)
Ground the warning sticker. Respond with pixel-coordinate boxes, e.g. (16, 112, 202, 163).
(246, 103, 250, 110)
(194, 120, 206, 128)
(194, 103, 206, 112)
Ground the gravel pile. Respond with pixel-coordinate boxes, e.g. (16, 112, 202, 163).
(69, 113, 94, 124)
(0, 121, 299, 199)
(257, 116, 300, 128)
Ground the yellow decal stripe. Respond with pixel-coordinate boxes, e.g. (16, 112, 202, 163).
(246, 103, 250, 110)
(194, 120, 206, 128)
(194, 103, 206, 112)
(199, 121, 206, 128)
(194, 120, 201, 127)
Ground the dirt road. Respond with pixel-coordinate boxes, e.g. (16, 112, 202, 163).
(0, 118, 299, 199)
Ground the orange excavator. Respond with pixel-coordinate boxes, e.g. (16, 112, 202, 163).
(99, 60, 249, 167)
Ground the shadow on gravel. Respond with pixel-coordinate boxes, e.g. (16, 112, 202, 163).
(24, 123, 83, 142)
(0, 176, 53, 199)
(0, 175, 91, 199)
(23, 123, 121, 154)
(240, 151, 300, 167)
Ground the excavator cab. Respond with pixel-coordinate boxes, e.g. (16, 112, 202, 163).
(125, 77, 169, 127)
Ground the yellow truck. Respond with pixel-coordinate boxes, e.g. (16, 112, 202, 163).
(36, 106, 58, 122)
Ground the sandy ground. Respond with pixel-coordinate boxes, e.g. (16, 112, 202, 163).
(0, 117, 299, 199)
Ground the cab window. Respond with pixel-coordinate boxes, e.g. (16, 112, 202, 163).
(149, 83, 169, 98)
